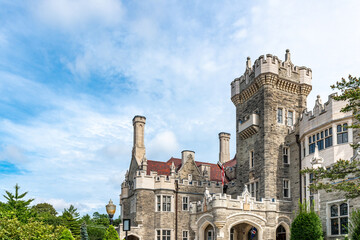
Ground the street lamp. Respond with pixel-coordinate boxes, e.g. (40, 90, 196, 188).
(106, 199, 116, 225)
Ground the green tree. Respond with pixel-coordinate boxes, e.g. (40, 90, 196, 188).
(81, 222, 89, 240)
(290, 201, 323, 240)
(302, 75, 360, 198)
(32, 202, 58, 216)
(87, 225, 107, 240)
(61, 205, 81, 239)
(59, 229, 75, 240)
(2, 184, 35, 222)
(113, 215, 121, 226)
(103, 225, 120, 240)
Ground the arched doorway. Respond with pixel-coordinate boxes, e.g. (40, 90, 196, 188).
(127, 235, 140, 240)
(230, 223, 259, 240)
(204, 224, 215, 240)
(276, 225, 286, 240)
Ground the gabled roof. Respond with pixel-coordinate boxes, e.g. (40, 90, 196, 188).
(146, 157, 236, 183)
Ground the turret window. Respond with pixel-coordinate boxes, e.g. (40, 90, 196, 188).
(182, 196, 189, 211)
(283, 180, 290, 198)
(247, 181, 259, 200)
(249, 150, 255, 169)
(287, 111, 294, 126)
(277, 108, 283, 123)
(283, 147, 289, 164)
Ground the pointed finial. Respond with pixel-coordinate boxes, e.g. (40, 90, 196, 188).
(285, 49, 291, 61)
(170, 161, 175, 173)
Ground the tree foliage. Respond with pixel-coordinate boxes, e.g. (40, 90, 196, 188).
(32, 202, 58, 216)
(302, 75, 360, 198)
(290, 201, 323, 240)
(0, 216, 65, 239)
(59, 229, 75, 240)
(61, 205, 81, 239)
(2, 184, 35, 222)
(349, 209, 360, 240)
(81, 222, 89, 240)
(103, 225, 120, 240)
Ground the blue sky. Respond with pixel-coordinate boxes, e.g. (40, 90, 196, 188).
(1, 0, 360, 216)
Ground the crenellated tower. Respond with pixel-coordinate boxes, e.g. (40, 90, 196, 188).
(230, 50, 312, 203)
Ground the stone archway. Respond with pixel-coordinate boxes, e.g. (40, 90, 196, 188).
(228, 218, 264, 240)
(229, 222, 259, 240)
(127, 235, 140, 240)
(199, 221, 216, 240)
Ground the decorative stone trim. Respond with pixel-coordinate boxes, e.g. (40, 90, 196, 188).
(231, 73, 312, 105)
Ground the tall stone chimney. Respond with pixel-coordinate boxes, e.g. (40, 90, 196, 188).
(132, 115, 146, 165)
(219, 132, 230, 164)
(181, 150, 195, 166)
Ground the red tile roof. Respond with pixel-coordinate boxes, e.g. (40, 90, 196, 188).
(146, 157, 236, 183)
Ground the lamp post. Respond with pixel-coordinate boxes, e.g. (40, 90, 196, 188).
(106, 199, 116, 225)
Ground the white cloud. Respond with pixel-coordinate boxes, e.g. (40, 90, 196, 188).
(0, 145, 26, 164)
(148, 131, 180, 160)
(35, 0, 123, 30)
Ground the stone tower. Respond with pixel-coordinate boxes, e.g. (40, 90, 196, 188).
(219, 132, 231, 164)
(132, 115, 146, 165)
(230, 50, 312, 201)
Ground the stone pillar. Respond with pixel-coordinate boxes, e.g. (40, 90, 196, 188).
(132, 115, 146, 165)
(219, 132, 230, 164)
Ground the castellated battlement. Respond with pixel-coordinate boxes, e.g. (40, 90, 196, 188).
(190, 191, 278, 214)
(299, 93, 352, 137)
(231, 50, 312, 101)
(121, 169, 222, 195)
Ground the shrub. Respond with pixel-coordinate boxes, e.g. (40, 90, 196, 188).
(290, 202, 323, 240)
(58, 229, 75, 240)
(104, 225, 120, 240)
(349, 209, 360, 239)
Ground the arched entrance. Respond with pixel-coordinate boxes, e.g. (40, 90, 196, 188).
(230, 223, 259, 240)
(276, 225, 286, 240)
(204, 224, 215, 240)
(198, 221, 216, 240)
(127, 235, 140, 240)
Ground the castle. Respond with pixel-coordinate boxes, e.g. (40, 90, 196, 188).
(119, 50, 359, 240)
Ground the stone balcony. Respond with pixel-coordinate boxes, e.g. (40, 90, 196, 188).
(238, 113, 260, 139)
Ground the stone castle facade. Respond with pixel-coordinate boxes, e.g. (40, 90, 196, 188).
(119, 50, 359, 240)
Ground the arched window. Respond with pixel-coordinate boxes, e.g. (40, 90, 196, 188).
(276, 225, 286, 240)
(329, 203, 348, 236)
